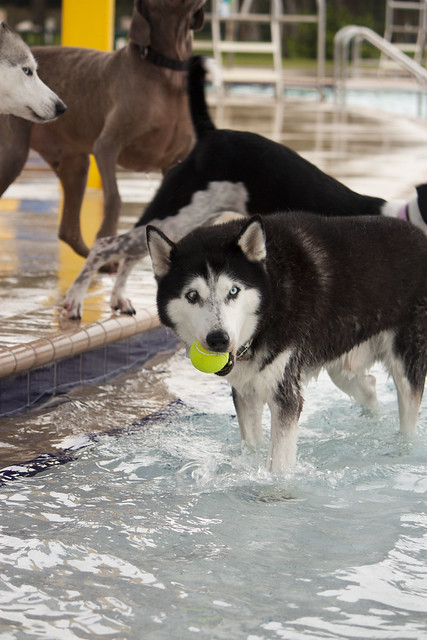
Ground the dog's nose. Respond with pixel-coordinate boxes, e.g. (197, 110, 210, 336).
(55, 100, 67, 117)
(206, 330, 230, 352)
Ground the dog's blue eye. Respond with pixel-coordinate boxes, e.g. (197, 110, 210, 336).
(186, 290, 199, 304)
(228, 286, 240, 299)
(22, 67, 33, 76)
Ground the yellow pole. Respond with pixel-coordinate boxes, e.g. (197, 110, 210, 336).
(58, 0, 115, 318)
(61, 0, 115, 188)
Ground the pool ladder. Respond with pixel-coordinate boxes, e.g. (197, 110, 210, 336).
(384, 0, 427, 65)
(193, 0, 326, 99)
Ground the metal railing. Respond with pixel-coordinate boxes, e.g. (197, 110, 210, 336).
(334, 25, 427, 116)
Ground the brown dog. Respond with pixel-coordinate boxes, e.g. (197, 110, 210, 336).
(0, 0, 205, 258)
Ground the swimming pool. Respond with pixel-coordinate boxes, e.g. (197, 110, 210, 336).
(1, 81, 426, 639)
(0, 351, 426, 639)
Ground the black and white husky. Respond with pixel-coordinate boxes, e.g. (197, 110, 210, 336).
(0, 21, 65, 121)
(147, 212, 427, 472)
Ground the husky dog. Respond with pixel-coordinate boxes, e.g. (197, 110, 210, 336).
(147, 212, 427, 472)
(0, 21, 66, 121)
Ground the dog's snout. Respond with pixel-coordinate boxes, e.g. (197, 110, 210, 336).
(55, 100, 67, 117)
(206, 330, 230, 352)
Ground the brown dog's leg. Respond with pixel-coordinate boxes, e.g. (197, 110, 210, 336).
(93, 136, 121, 241)
(48, 151, 91, 258)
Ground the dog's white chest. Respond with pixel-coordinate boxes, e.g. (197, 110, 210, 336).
(228, 348, 294, 402)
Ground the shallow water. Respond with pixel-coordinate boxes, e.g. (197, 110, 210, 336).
(0, 352, 426, 639)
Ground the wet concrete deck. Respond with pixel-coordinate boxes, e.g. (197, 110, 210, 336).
(0, 96, 426, 415)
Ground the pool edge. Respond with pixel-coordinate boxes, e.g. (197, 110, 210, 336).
(0, 309, 179, 417)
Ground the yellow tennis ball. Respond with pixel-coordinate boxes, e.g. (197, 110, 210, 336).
(189, 340, 229, 374)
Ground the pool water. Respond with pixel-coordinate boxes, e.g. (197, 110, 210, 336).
(333, 87, 427, 119)
(229, 83, 427, 120)
(0, 351, 426, 639)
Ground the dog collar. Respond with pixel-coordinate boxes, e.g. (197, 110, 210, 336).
(139, 46, 189, 71)
(236, 337, 253, 361)
(397, 204, 409, 221)
(215, 338, 254, 377)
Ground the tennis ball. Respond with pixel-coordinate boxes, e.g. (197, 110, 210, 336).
(189, 340, 229, 374)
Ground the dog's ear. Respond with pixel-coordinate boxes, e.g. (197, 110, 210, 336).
(146, 226, 175, 279)
(415, 183, 427, 223)
(236, 216, 266, 263)
(129, 1, 151, 48)
(0, 21, 8, 49)
(191, 7, 205, 31)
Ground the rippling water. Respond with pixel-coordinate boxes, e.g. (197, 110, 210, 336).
(0, 352, 426, 639)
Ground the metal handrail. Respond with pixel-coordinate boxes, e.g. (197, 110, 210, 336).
(334, 25, 427, 116)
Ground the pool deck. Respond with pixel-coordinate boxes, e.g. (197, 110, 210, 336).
(1, 96, 427, 417)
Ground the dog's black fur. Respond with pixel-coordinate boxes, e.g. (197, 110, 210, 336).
(147, 211, 427, 471)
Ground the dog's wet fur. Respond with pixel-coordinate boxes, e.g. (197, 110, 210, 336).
(147, 212, 427, 472)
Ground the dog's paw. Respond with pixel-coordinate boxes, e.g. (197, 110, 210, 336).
(110, 294, 136, 315)
(62, 301, 82, 320)
(62, 288, 83, 320)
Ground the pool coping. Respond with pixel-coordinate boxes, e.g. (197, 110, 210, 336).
(0, 307, 180, 417)
(0, 306, 159, 379)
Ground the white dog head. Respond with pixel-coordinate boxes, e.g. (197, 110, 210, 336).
(0, 21, 66, 122)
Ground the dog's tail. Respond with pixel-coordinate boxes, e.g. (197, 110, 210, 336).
(188, 55, 217, 139)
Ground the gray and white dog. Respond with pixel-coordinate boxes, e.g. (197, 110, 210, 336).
(0, 21, 65, 121)
(147, 212, 426, 472)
